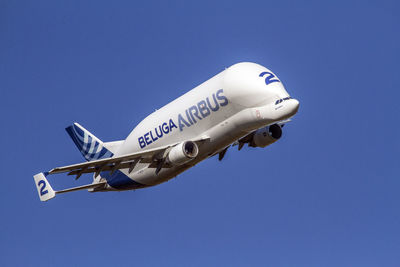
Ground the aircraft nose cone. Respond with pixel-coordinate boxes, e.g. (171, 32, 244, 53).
(284, 98, 299, 118)
(290, 99, 300, 114)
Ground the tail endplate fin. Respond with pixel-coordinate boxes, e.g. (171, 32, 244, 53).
(65, 123, 113, 161)
(34, 173, 56, 202)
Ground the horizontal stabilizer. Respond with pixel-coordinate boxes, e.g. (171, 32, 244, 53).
(56, 182, 107, 194)
(33, 172, 107, 202)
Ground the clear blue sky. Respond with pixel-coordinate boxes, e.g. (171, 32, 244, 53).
(1, 1, 399, 266)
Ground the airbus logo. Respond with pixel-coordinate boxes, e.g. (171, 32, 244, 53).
(138, 89, 229, 149)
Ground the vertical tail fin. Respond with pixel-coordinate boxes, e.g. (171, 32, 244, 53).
(34, 173, 56, 202)
(65, 123, 113, 161)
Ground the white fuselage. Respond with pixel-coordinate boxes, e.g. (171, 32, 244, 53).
(106, 62, 299, 189)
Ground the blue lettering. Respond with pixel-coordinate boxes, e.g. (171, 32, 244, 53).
(150, 130, 158, 142)
(38, 180, 48, 196)
(155, 126, 163, 138)
(189, 105, 202, 123)
(259, 71, 280, 85)
(144, 132, 152, 145)
(185, 109, 193, 125)
(178, 113, 190, 131)
(197, 100, 210, 118)
(138, 137, 146, 148)
(169, 119, 177, 131)
(216, 89, 228, 106)
(162, 122, 169, 134)
(206, 94, 219, 111)
(143, 90, 229, 139)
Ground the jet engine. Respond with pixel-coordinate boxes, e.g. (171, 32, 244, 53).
(167, 141, 199, 165)
(250, 124, 282, 148)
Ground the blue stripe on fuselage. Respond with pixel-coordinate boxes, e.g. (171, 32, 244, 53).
(101, 170, 147, 190)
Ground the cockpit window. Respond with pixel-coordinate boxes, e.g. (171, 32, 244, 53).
(275, 97, 291, 105)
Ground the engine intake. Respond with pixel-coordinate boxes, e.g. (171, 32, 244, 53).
(167, 141, 199, 165)
(250, 124, 282, 148)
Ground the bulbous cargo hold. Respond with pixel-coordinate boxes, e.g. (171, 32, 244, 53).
(222, 62, 291, 109)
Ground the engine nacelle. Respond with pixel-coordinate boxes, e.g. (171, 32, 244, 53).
(250, 124, 282, 148)
(167, 141, 199, 166)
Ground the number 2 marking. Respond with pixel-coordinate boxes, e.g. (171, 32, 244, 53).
(259, 72, 280, 85)
(38, 180, 48, 196)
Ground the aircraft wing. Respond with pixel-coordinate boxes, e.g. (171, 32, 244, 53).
(47, 136, 210, 179)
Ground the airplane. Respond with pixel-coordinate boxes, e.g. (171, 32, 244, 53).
(33, 62, 299, 201)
